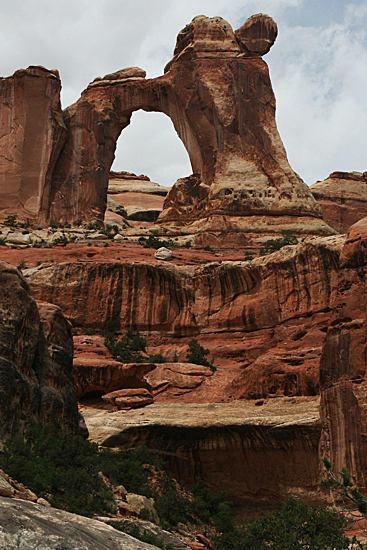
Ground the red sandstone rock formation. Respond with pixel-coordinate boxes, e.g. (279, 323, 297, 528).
(109, 170, 150, 182)
(25, 235, 344, 403)
(318, 216, 367, 488)
(102, 388, 154, 409)
(0, 262, 80, 438)
(46, 14, 333, 245)
(72, 335, 156, 398)
(310, 171, 367, 234)
(0, 66, 66, 225)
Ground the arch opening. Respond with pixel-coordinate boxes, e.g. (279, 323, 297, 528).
(111, 110, 192, 187)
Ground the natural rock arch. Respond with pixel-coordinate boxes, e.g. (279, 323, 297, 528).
(0, 13, 336, 245)
(49, 14, 327, 231)
(49, 68, 201, 223)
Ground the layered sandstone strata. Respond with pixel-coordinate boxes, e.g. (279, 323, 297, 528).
(26, 235, 344, 403)
(0, 66, 66, 225)
(107, 171, 168, 223)
(310, 171, 367, 234)
(82, 399, 321, 508)
(0, 262, 80, 438)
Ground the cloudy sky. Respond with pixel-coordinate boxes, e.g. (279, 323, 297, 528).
(1, 0, 366, 186)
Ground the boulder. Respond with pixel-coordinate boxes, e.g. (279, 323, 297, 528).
(118, 493, 159, 523)
(235, 13, 278, 56)
(144, 363, 213, 400)
(154, 247, 172, 260)
(102, 388, 154, 409)
(114, 233, 124, 242)
(5, 232, 31, 245)
(0, 477, 14, 497)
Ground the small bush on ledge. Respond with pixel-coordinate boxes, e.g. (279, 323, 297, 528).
(260, 231, 298, 256)
(186, 339, 216, 372)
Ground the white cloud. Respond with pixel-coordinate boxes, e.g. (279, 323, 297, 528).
(268, 3, 367, 183)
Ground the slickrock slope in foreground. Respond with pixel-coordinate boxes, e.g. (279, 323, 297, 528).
(0, 496, 157, 550)
(310, 171, 367, 234)
(0, 261, 80, 438)
(82, 398, 321, 508)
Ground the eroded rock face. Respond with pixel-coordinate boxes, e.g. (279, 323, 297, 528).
(0, 261, 79, 438)
(26, 235, 344, 402)
(310, 171, 367, 234)
(82, 399, 321, 508)
(318, 217, 367, 487)
(0, 66, 66, 225)
(73, 335, 155, 398)
(46, 13, 333, 244)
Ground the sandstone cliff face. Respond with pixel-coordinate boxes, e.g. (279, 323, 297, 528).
(0, 262, 79, 438)
(26, 235, 344, 402)
(310, 171, 367, 234)
(0, 66, 66, 225)
(318, 216, 367, 487)
(83, 399, 321, 508)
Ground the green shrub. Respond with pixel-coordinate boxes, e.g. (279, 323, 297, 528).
(4, 214, 17, 227)
(0, 427, 237, 533)
(189, 480, 233, 532)
(213, 498, 356, 550)
(87, 221, 100, 231)
(186, 339, 215, 370)
(262, 231, 298, 255)
(52, 234, 68, 246)
(82, 326, 97, 336)
(138, 235, 175, 250)
(115, 206, 128, 219)
(0, 423, 115, 517)
(147, 354, 167, 363)
(106, 328, 147, 363)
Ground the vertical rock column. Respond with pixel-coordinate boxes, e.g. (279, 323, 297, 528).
(319, 218, 367, 485)
(0, 66, 67, 225)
